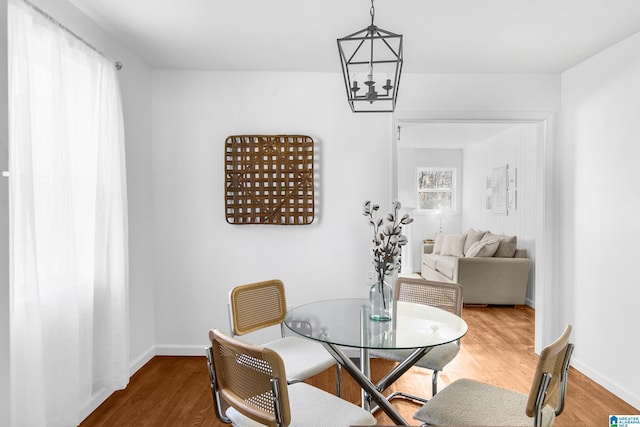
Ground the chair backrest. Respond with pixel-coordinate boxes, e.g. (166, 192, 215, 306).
(229, 279, 287, 336)
(208, 328, 292, 427)
(394, 277, 463, 316)
(526, 325, 574, 423)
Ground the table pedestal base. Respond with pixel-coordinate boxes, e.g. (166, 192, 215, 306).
(321, 342, 433, 426)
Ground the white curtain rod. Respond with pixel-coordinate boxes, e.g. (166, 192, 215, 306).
(19, 0, 123, 70)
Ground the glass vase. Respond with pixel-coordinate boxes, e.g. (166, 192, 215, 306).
(369, 280, 393, 322)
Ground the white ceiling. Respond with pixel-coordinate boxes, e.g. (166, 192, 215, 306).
(65, 0, 640, 148)
(68, 0, 640, 73)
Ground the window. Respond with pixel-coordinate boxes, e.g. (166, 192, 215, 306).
(417, 167, 456, 212)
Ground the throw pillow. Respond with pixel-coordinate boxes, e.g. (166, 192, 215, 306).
(463, 228, 487, 256)
(440, 234, 466, 257)
(494, 234, 517, 258)
(432, 232, 444, 254)
(483, 232, 497, 241)
(465, 236, 501, 257)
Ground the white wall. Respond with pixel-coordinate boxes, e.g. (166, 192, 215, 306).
(463, 124, 539, 305)
(399, 73, 560, 112)
(2, 3, 156, 422)
(561, 32, 640, 408)
(151, 71, 560, 351)
(151, 70, 393, 349)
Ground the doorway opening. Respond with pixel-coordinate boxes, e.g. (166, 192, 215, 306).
(392, 111, 555, 353)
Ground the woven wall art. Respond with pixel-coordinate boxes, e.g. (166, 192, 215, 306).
(225, 135, 315, 225)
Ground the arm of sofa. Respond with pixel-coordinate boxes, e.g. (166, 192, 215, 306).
(454, 257, 531, 305)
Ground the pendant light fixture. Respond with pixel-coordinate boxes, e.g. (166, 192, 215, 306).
(337, 0, 403, 112)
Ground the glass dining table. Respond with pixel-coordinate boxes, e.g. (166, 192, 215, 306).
(284, 298, 468, 426)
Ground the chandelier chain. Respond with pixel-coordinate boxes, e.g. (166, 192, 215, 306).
(370, 0, 375, 26)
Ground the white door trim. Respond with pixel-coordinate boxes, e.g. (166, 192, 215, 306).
(391, 111, 556, 353)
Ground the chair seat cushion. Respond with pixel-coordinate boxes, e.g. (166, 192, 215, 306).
(264, 336, 336, 382)
(371, 342, 460, 371)
(226, 382, 377, 427)
(413, 378, 555, 426)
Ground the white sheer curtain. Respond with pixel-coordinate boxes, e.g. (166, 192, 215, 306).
(8, 0, 129, 425)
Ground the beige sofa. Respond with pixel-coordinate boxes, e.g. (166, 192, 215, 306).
(420, 229, 531, 305)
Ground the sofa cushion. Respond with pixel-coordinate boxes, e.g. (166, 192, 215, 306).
(435, 257, 456, 280)
(494, 234, 518, 258)
(422, 254, 456, 280)
(423, 254, 437, 270)
(465, 236, 501, 257)
(433, 233, 444, 254)
(440, 234, 466, 257)
(463, 229, 486, 255)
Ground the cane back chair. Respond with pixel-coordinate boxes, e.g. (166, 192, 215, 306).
(228, 279, 340, 394)
(205, 329, 376, 427)
(371, 277, 463, 400)
(413, 325, 574, 427)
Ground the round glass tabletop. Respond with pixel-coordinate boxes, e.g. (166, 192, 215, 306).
(284, 298, 468, 350)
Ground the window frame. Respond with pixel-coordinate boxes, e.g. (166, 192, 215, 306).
(416, 166, 457, 213)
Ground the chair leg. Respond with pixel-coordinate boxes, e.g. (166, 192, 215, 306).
(432, 370, 440, 396)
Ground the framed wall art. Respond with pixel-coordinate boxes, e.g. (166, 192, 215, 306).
(508, 166, 517, 211)
(485, 175, 492, 210)
(224, 135, 315, 225)
(491, 165, 507, 214)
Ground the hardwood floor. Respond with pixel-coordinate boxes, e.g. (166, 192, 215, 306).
(81, 306, 637, 426)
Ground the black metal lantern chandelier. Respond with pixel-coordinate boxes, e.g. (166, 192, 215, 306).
(337, 0, 403, 113)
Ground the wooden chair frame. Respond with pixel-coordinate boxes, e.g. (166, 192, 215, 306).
(528, 327, 575, 426)
(206, 329, 291, 427)
(414, 325, 574, 427)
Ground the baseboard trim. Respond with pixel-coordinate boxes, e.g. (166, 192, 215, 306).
(129, 345, 155, 376)
(571, 356, 640, 410)
(155, 344, 206, 357)
(81, 347, 155, 421)
(80, 388, 114, 422)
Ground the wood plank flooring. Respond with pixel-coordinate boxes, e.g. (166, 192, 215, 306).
(81, 306, 638, 426)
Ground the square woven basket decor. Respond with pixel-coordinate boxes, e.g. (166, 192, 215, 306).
(225, 135, 315, 225)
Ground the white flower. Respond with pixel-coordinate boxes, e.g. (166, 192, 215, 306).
(363, 200, 413, 285)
